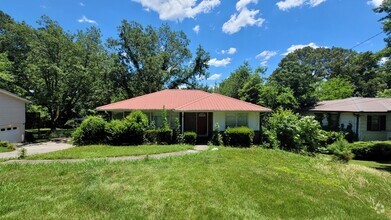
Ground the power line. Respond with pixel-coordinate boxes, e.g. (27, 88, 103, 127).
(349, 31, 385, 50)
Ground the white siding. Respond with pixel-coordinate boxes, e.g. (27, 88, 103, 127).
(212, 111, 260, 131)
(0, 92, 26, 142)
(339, 113, 357, 132)
(358, 112, 391, 141)
(213, 112, 225, 131)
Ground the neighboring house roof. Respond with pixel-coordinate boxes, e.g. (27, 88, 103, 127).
(309, 97, 391, 113)
(0, 89, 30, 103)
(96, 89, 271, 112)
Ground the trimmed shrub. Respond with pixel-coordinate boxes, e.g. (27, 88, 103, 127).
(0, 141, 15, 151)
(72, 116, 107, 146)
(328, 138, 354, 162)
(350, 141, 391, 161)
(183, 132, 197, 145)
(125, 110, 148, 128)
(123, 111, 149, 145)
(105, 120, 128, 145)
(224, 126, 254, 147)
(157, 128, 173, 145)
(145, 130, 158, 144)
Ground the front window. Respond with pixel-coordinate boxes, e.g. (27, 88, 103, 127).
(367, 115, 386, 131)
(225, 113, 248, 128)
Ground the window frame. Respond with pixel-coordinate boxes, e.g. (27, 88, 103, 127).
(367, 115, 386, 131)
(225, 112, 248, 128)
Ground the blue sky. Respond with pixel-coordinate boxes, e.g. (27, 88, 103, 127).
(0, 0, 387, 85)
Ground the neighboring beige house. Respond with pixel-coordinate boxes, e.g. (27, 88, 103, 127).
(308, 97, 391, 141)
(96, 89, 271, 142)
(0, 89, 30, 143)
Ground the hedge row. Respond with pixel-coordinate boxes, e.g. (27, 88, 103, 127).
(72, 113, 198, 146)
(349, 141, 391, 161)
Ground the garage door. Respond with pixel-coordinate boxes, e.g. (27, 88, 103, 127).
(0, 127, 20, 143)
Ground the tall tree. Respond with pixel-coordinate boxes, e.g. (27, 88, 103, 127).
(238, 67, 266, 104)
(315, 77, 354, 101)
(0, 52, 13, 91)
(270, 61, 318, 109)
(108, 21, 210, 97)
(217, 61, 252, 99)
(0, 11, 34, 95)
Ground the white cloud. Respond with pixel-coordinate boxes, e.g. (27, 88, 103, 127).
(221, 47, 237, 55)
(367, 0, 384, 7)
(79, 2, 85, 6)
(208, 58, 231, 67)
(255, 50, 277, 66)
(193, 25, 200, 34)
(236, 0, 258, 10)
(222, 7, 264, 34)
(77, 15, 98, 25)
(276, 0, 325, 11)
(133, 0, 221, 21)
(282, 42, 322, 55)
(207, 74, 221, 80)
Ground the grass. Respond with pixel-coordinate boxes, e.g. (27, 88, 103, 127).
(350, 159, 391, 173)
(0, 148, 390, 219)
(0, 147, 13, 153)
(26, 145, 194, 160)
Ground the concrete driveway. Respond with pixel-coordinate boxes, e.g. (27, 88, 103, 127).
(0, 141, 73, 159)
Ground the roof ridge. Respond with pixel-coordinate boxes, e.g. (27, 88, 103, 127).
(174, 93, 213, 110)
(175, 92, 270, 111)
(211, 92, 270, 109)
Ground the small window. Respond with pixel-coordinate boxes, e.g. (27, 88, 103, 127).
(7, 128, 11, 131)
(0, 128, 5, 131)
(225, 113, 236, 128)
(225, 113, 248, 128)
(367, 115, 386, 131)
(13, 127, 17, 130)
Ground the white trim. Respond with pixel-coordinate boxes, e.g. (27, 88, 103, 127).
(0, 89, 30, 103)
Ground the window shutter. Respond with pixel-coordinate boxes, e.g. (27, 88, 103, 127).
(367, 115, 372, 131)
(380, 115, 386, 131)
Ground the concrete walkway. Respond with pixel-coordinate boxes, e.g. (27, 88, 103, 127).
(0, 141, 73, 159)
(2, 145, 209, 164)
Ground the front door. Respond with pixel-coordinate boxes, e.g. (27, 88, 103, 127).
(197, 112, 208, 136)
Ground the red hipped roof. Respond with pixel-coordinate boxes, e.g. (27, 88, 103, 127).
(96, 89, 271, 112)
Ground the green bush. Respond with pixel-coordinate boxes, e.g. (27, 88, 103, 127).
(72, 116, 107, 146)
(123, 111, 149, 145)
(224, 126, 254, 147)
(350, 141, 391, 161)
(145, 130, 158, 144)
(328, 138, 354, 162)
(105, 120, 128, 145)
(265, 109, 326, 153)
(125, 110, 149, 128)
(183, 132, 197, 145)
(157, 128, 173, 145)
(0, 141, 15, 150)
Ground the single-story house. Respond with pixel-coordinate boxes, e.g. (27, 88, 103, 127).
(0, 89, 30, 143)
(96, 89, 271, 141)
(308, 97, 391, 141)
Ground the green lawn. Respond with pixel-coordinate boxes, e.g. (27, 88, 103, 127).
(0, 147, 13, 153)
(26, 145, 194, 160)
(0, 147, 390, 219)
(350, 159, 391, 173)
